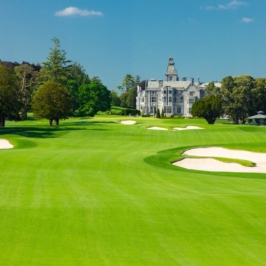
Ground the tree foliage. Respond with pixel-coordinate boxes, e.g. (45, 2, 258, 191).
(191, 95, 222, 124)
(156, 108, 161, 118)
(39, 38, 71, 85)
(110, 90, 121, 106)
(205, 81, 221, 97)
(75, 81, 111, 117)
(66, 63, 91, 112)
(32, 82, 73, 126)
(252, 78, 266, 114)
(220, 75, 255, 123)
(117, 74, 141, 108)
(161, 109, 165, 118)
(1, 38, 113, 125)
(15, 64, 39, 119)
(0, 65, 22, 127)
(117, 74, 139, 92)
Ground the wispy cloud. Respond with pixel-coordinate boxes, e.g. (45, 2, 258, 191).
(204, 1, 247, 10)
(55, 7, 103, 17)
(241, 17, 253, 23)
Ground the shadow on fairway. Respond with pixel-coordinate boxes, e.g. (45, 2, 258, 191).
(0, 126, 87, 139)
(64, 121, 117, 126)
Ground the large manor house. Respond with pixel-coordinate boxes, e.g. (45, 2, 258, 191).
(136, 58, 220, 117)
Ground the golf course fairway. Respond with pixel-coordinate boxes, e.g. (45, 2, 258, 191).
(1, 115, 266, 265)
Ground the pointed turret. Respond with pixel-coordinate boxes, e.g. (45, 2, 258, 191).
(165, 57, 178, 81)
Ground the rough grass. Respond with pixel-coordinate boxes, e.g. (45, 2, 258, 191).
(1, 115, 266, 265)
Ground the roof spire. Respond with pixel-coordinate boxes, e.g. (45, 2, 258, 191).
(165, 57, 178, 81)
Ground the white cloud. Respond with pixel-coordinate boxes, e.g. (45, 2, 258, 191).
(241, 17, 253, 23)
(55, 7, 103, 17)
(205, 1, 247, 10)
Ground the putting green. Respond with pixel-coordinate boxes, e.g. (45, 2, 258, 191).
(1, 115, 266, 266)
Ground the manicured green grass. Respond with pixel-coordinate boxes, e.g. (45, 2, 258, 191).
(214, 157, 256, 167)
(1, 115, 266, 265)
(185, 155, 256, 167)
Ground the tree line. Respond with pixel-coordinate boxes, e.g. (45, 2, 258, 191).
(110, 74, 144, 110)
(192, 75, 266, 124)
(0, 38, 111, 127)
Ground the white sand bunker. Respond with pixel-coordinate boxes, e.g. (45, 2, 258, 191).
(173, 147, 266, 173)
(120, 120, 136, 125)
(147, 127, 168, 131)
(0, 139, 13, 149)
(173, 126, 203, 130)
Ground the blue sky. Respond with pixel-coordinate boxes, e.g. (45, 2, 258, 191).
(0, 0, 265, 91)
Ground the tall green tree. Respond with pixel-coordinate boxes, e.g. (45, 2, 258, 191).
(68, 63, 90, 86)
(39, 38, 71, 85)
(221, 75, 255, 123)
(91, 76, 102, 84)
(117, 74, 140, 92)
(161, 109, 165, 118)
(32, 81, 72, 126)
(0, 65, 22, 127)
(120, 74, 135, 92)
(117, 74, 140, 108)
(66, 63, 91, 112)
(205, 81, 221, 96)
(15, 64, 38, 119)
(126, 87, 138, 108)
(119, 91, 129, 107)
(110, 90, 121, 106)
(191, 95, 222, 124)
(75, 81, 111, 117)
(252, 78, 266, 114)
(156, 108, 161, 118)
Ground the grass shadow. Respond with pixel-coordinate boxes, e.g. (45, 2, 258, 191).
(0, 126, 87, 139)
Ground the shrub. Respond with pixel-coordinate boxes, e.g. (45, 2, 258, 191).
(156, 108, 161, 118)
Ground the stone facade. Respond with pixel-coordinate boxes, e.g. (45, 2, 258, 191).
(136, 58, 218, 117)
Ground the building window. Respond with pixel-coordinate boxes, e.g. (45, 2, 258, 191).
(189, 99, 194, 103)
(177, 106, 181, 113)
(151, 97, 157, 102)
(166, 106, 172, 113)
(142, 97, 144, 102)
(169, 91, 172, 94)
(164, 97, 166, 102)
(174, 97, 176, 103)
(169, 97, 172, 102)
(190, 91, 194, 96)
(181, 97, 183, 100)
(164, 91, 166, 94)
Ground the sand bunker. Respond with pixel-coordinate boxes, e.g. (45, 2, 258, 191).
(173, 147, 266, 173)
(147, 127, 168, 131)
(120, 120, 136, 125)
(173, 126, 203, 130)
(0, 139, 13, 149)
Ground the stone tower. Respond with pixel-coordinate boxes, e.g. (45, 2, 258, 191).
(165, 57, 179, 81)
